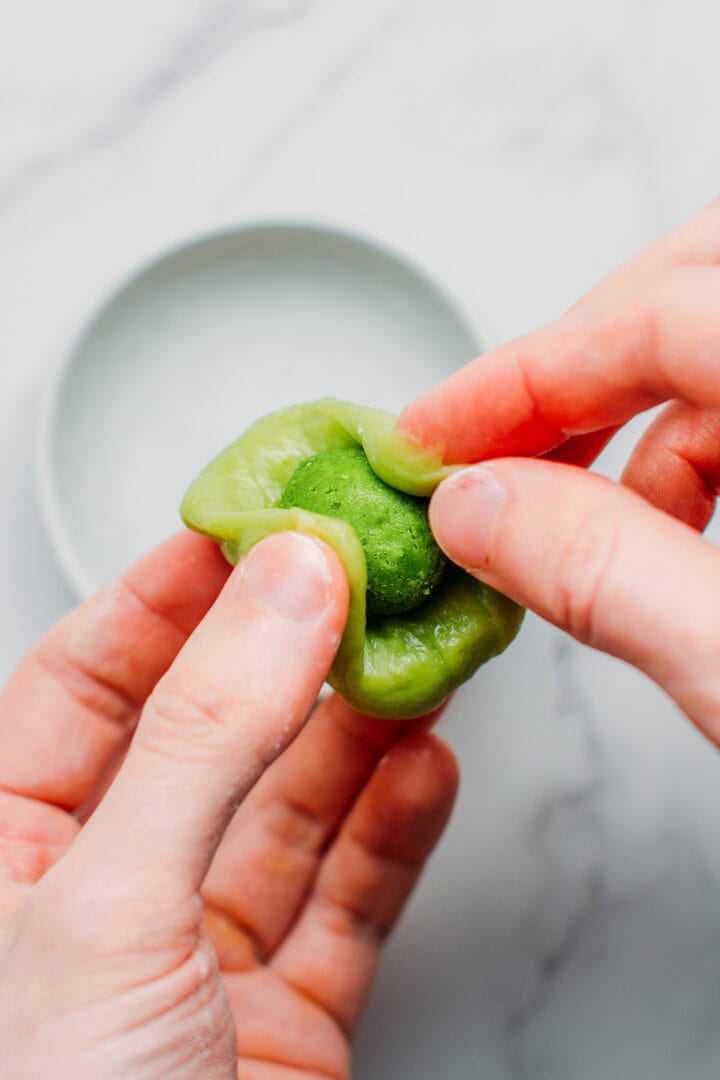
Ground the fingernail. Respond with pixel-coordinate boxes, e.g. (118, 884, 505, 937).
(239, 533, 334, 620)
(430, 466, 505, 568)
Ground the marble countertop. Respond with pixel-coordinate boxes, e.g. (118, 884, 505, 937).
(2, 2, 720, 1076)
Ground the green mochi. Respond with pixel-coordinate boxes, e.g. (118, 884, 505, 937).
(181, 398, 523, 720)
(278, 447, 446, 617)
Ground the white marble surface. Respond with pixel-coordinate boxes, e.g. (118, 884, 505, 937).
(2, 2, 720, 1076)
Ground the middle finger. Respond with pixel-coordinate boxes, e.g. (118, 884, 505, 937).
(621, 401, 720, 531)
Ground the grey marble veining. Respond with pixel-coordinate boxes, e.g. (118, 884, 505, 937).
(501, 636, 607, 1065)
(0, 0, 313, 208)
(2, 2, 720, 1077)
(218, 3, 413, 204)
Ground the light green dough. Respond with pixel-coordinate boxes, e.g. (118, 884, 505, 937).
(181, 398, 523, 720)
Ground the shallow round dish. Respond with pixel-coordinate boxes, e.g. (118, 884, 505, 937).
(38, 220, 485, 596)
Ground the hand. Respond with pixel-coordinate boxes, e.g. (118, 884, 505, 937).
(400, 198, 720, 745)
(0, 530, 457, 1079)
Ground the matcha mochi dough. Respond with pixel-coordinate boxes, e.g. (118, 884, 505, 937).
(181, 399, 523, 719)
(279, 447, 446, 616)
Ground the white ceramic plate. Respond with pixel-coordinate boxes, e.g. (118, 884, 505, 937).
(38, 220, 484, 596)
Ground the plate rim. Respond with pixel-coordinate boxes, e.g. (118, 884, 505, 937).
(36, 215, 493, 598)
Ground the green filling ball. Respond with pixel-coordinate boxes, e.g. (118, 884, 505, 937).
(278, 447, 446, 616)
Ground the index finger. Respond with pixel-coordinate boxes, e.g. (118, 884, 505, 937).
(399, 266, 720, 464)
(533, 197, 720, 470)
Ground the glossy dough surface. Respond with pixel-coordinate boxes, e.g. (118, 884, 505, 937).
(181, 398, 523, 719)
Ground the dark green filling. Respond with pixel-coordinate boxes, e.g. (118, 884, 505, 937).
(278, 447, 446, 616)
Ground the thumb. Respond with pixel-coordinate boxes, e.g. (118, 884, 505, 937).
(61, 532, 349, 904)
(430, 460, 720, 742)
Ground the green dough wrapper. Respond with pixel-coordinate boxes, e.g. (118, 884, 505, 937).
(181, 398, 523, 719)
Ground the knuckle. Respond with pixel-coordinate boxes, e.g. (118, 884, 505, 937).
(314, 891, 382, 944)
(142, 674, 248, 760)
(514, 349, 555, 428)
(262, 797, 325, 856)
(552, 514, 620, 646)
